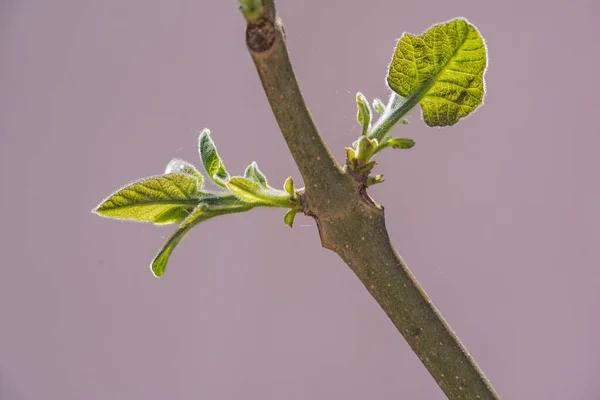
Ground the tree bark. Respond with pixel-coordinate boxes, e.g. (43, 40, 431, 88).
(242, 2, 500, 398)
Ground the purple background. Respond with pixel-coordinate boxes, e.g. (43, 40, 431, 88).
(1, 0, 599, 399)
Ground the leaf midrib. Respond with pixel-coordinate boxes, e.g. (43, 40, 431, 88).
(410, 24, 472, 105)
(95, 198, 200, 212)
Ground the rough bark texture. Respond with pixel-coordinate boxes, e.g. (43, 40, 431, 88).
(243, 2, 500, 398)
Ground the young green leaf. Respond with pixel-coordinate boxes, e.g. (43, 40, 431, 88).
(151, 204, 208, 277)
(244, 161, 268, 188)
(92, 173, 201, 225)
(387, 18, 487, 126)
(165, 158, 204, 185)
(227, 177, 290, 207)
(345, 147, 356, 161)
(283, 176, 294, 197)
(356, 136, 378, 162)
(198, 129, 230, 187)
(372, 98, 385, 114)
(388, 138, 416, 149)
(356, 92, 372, 136)
(283, 208, 298, 228)
(151, 195, 257, 277)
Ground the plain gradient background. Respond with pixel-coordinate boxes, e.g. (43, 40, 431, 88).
(1, 0, 599, 399)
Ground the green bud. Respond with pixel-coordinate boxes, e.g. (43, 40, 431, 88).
(238, 0, 264, 22)
(367, 174, 385, 186)
(356, 136, 378, 162)
(284, 176, 295, 197)
(372, 98, 385, 113)
(345, 147, 356, 161)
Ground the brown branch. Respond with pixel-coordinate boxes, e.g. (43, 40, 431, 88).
(241, 2, 500, 399)
(244, 2, 348, 200)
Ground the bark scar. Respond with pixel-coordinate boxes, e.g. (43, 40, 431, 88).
(246, 19, 276, 52)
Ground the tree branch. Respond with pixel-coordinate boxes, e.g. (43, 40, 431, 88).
(244, 2, 349, 200)
(318, 201, 499, 399)
(242, 3, 500, 399)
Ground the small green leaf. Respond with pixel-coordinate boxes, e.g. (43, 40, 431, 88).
(356, 92, 372, 136)
(284, 208, 298, 228)
(165, 158, 204, 185)
(388, 138, 416, 149)
(199, 129, 230, 187)
(227, 177, 290, 207)
(151, 195, 257, 276)
(92, 173, 201, 224)
(151, 204, 208, 277)
(283, 176, 294, 197)
(346, 147, 356, 161)
(356, 136, 378, 161)
(366, 174, 385, 186)
(373, 98, 385, 114)
(244, 161, 268, 188)
(387, 18, 487, 126)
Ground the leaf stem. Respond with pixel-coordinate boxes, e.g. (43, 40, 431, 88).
(370, 93, 417, 143)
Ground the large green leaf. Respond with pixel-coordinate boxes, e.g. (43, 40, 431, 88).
(198, 129, 230, 187)
(92, 173, 201, 225)
(387, 18, 487, 126)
